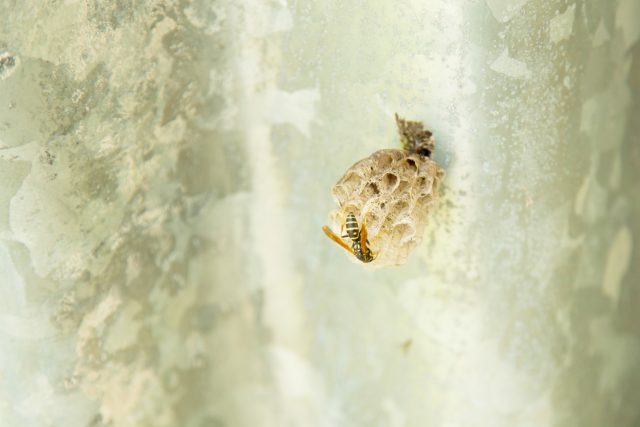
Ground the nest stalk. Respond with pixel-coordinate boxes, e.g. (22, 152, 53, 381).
(395, 113, 435, 158)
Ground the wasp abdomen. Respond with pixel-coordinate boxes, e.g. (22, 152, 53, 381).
(345, 213, 360, 240)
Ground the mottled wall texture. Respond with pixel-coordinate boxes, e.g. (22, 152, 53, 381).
(0, 1, 639, 426)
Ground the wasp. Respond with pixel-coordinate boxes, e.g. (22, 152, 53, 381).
(322, 212, 376, 263)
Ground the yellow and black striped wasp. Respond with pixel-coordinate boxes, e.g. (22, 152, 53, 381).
(322, 212, 376, 263)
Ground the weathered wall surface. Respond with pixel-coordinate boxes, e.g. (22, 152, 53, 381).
(0, 1, 639, 426)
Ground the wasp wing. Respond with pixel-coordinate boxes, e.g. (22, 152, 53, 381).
(322, 225, 354, 255)
(359, 219, 376, 260)
(359, 221, 368, 250)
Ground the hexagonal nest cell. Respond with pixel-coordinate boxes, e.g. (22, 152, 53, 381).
(326, 115, 445, 267)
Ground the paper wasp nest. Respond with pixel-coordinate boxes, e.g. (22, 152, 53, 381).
(328, 115, 445, 266)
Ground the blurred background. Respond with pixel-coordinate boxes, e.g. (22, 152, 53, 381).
(0, 0, 639, 426)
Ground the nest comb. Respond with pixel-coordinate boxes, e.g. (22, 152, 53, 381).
(325, 114, 444, 266)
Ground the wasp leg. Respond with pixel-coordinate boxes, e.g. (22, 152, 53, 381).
(322, 225, 355, 255)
